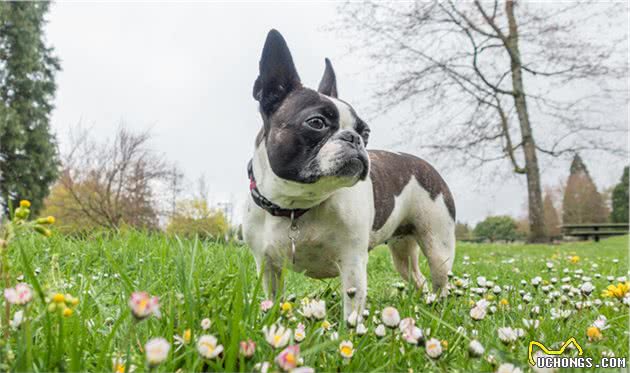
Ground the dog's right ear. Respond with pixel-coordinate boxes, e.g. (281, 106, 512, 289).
(253, 29, 301, 115)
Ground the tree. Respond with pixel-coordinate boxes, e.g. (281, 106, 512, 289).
(562, 154, 608, 224)
(611, 167, 629, 223)
(337, 1, 627, 242)
(0, 2, 60, 214)
(455, 221, 472, 241)
(166, 199, 228, 240)
(542, 188, 561, 238)
(52, 126, 177, 230)
(473, 215, 518, 242)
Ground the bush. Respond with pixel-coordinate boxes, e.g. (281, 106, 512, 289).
(474, 216, 518, 243)
(455, 222, 473, 241)
(166, 199, 228, 240)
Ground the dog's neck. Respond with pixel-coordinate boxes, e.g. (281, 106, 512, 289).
(251, 143, 348, 210)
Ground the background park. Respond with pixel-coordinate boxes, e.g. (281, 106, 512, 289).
(0, 2, 628, 372)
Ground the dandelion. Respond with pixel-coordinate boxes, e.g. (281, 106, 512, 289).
(4, 283, 33, 305)
(281, 302, 293, 314)
(260, 300, 273, 312)
(19, 200, 31, 208)
(240, 339, 256, 358)
(601, 282, 630, 299)
(294, 323, 306, 342)
(197, 334, 224, 359)
(498, 327, 518, 344)
(499, 298, 509, 307)
(381, 306, 400, 328)
(468, 340, 485, 357)
(425, 338, 443, 359)
(63, 308, 73, 317)
(586, 326, 602, 341)
(496, 363, 523, 373)
(128, 292, 160, 320)
(263, 324, 291, 349)
(339, 340, 354, 359)
(145, 338, 170, 367)
(374, 324, 386, 338)
(201, 318, 211, 330)
(569, 256, 580, 264)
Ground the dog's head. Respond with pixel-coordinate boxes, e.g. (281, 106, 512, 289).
(253, 30, 370, 191)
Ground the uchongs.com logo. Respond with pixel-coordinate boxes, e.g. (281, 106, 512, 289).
(528, 337, 627, 369)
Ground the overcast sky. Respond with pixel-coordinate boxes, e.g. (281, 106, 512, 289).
(44, 2, 628, 225)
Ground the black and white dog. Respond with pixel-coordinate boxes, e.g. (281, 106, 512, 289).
(243, 30, 456, 321)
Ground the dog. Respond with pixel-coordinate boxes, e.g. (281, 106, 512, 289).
(243, 30, 456, 322)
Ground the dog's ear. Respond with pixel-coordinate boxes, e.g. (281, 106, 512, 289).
(317, 58, 337, 98)
(253, 29, 301, 115)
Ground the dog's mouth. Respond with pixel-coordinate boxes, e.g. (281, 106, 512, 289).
(335, 152, 369, 181)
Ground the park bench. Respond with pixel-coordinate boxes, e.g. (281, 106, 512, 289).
(561, 223, 629, 242)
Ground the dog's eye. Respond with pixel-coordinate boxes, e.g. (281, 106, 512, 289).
(305, 116, 327, 130)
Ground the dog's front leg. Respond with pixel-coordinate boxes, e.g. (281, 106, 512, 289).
(255, 254, 282, 301)
(340, 253, 368, 324)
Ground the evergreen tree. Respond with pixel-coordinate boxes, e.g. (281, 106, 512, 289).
(562, 155, 608, 224)
(0, 2, 60, 214)
(611, 167, 629, 223)
(542, 188, 561, 238)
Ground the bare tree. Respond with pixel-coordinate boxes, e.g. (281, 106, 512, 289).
(337, 1, 628, 242)
(55, 125, 176, 230)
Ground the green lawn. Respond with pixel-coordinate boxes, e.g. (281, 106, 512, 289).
(2, 232, 628, 372)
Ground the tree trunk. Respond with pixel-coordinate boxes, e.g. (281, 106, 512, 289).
(505, 0, 547, 242)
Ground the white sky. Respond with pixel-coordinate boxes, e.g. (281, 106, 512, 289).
(44, 2, 628, 225)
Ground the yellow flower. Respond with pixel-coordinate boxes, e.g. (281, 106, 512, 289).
(601, 282, 630, 299)
(63, 308, 74, 317)
(19, 200, 31, 208)
(485, 294, 495, 301)
(183, 329, 192, 344)
(36, 216, 56, 225)
(570, 256, 580, 264)
(52, 293, 65, 303)
(499, 299, 509, 307)
(281, 302, 292, 313)
(339, 340, 354, 359)
(587, 326, 602, 341)
(321, 320, 331, 331)
(441, 340, 448, 349)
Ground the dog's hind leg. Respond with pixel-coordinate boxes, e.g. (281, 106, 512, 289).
(388, 235, 429, 293)
(417, 227, 455, 296)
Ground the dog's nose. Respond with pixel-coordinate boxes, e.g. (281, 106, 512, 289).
(339, 130, 361, 147)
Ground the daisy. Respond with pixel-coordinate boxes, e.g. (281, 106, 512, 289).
(591, 315, 609, 330)
(254, 362, 270, 373)
(522, 319, 539, 329)
(346, 287, 357, 297)
(399, 317, 415, 331)
(145, 338, 170, 366)
(240, 339, 255, 358)
(425, 293, 437, 304)
(10, 310, 24, 329)
(477, 276, 487, 287)
(356, 323, 367, 336)
(197, 334, 224, 359)
(301, 299, 326, 320)
(339, 340, 354, 359)
(260, 300, 273, 312)
(347, 310, 359, 327)
(531, 277, 542, 287)
(321, 320, 332, 331)
(496, 363, 523, 373)
(402, 325, 423, 345)
(294, 323, 306, 342)
(468, 339, 484, 357)
(4, 283, 33, 305)
(381, 306, 400, 328)
(374, 324, 386, 338)
(498, 327, 518, 344)
(263, 324, 291, 349)
(129, 292, 160, 320)
(275, 345, 299, 371)
(174, 329, 192, 351)
(201, 318, 211, 330)
(425, 338, 443, 359)
(470, 306, 486, 321)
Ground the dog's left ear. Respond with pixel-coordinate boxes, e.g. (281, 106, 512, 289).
(317, 58, 337, 98)
(253, 29, 301, 115)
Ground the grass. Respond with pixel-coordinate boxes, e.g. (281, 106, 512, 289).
(1, 231, 628, 372)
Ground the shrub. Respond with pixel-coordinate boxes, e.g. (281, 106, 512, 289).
(474, 216, 518, 242)
(166, 199, 228, 240)
(611, 167, 629, 223)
